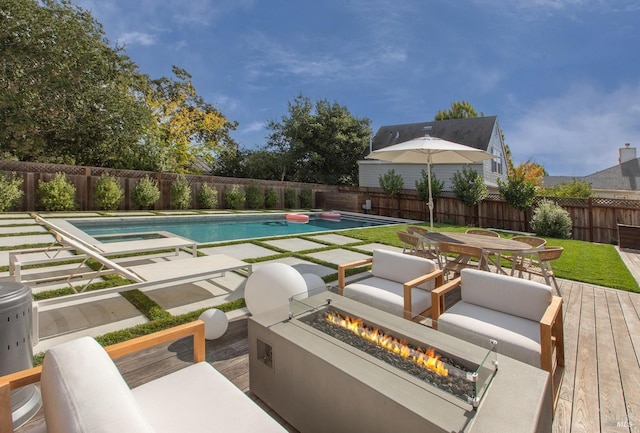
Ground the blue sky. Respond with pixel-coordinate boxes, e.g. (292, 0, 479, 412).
(74, 0, 639, 176)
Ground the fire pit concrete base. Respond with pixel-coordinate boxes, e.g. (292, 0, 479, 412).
(249, 292, 552, 433)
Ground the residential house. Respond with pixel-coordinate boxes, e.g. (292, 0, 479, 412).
(358, 116, 508, 193)
(543, 143, 640, 199)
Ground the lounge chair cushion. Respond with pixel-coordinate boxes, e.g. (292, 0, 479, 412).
(371, 249, 436, 290)
(460, 269, 552, 322)
(437, 301, 542, 367)
(40, 337, 154, 433)
(132, 362, 286, 433)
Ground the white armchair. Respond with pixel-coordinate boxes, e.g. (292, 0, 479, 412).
(338, 249, 443, 320)
(431, 269, 564, 409)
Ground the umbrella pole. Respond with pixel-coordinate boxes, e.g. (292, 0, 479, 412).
(427, 158, 434, 232)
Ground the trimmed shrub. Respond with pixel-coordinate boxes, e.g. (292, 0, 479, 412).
(0, 173, 24, 211)
(265, 187, 279, 209)
(170, 174, 192, 210)
(37, 172, 76, 211)
(415, 169, 443, 201)
(94, 173, 124, 210)
(245, 182, 265, 209)
(530, 199, 572, 239)
(299, 188, 312, 208)
(451, 167, 488, 207)
(197, 183, 218, 209)
(379, 169, 404, 197)
(132, 176, 160, 209)
(284, 188, 297, 208)
(224, 185, 246, 210)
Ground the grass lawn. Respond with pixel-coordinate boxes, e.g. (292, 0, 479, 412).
(340, 222, 640, 293)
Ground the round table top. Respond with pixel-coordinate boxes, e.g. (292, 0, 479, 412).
(420, 232, 534, 252)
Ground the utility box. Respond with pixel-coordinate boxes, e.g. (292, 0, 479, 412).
(0, 283, 41, 429)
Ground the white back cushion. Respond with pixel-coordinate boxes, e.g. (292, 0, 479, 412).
(371, 249, 436, 288)
(460, 268, 552, 321)
(41, 336, 154, 433)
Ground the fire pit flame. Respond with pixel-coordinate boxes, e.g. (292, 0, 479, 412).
(325, 311, 449, 377)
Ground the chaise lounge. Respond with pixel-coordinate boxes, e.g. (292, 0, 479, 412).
(0, 321, 286, 433)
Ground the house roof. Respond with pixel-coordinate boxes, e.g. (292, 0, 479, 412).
(543, 158, 640, 191)
(371, 116, 498, 153)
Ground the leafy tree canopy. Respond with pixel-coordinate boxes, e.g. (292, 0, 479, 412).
(451, 167, 488, 207)
(0, 0, 236, 173)
(265, 94, 372, 185)
(434, 100, 479, 121)
(539, 178, 593, 198)
(498, 170, 537, 212)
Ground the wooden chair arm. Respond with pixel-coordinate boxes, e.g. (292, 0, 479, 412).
(403, 269, 444, 320)
(337, 257, 373, 291)
(0, 320, 206, 433)
(540, 296, 563, 374)
(403, 269, 444, 290)
(430, 277, 461, 328)
(105, 320, 206, 362)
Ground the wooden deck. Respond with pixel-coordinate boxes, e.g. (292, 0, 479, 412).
(16, 279, 640, 433)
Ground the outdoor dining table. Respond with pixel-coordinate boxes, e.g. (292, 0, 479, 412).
(418, 232, 539, 275)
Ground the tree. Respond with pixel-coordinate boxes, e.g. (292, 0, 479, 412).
(0, 0, 154, 167)
(1, 1, 238, 172)
(539, 179, 592, 198)
(415, 169, 444, 201)
(265, 94, 371, 185)
(379, 169, 404, 198)
(512, 160, 547, 187)
(144, 67, 238, 173)
(434, 100, 478, 121)
(497, 171, 537, 212)
(451, 167, 487, 207)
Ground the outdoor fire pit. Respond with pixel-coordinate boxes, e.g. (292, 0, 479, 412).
(248, 290, 552, 433)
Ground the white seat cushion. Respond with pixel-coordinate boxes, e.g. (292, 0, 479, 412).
(132, 362, 286, 433)
(437, 301, 542, 368)
(343, 276, 431, 318)
(40, 337, 155, 433)
(371, 249, 437, 290)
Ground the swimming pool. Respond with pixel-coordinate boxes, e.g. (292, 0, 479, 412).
(69, 213, 401, 244)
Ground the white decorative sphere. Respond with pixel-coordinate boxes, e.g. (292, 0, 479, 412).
(198, 308, 228, 340)
(244, 263, 307, 315)
(301, 273, 325, 291)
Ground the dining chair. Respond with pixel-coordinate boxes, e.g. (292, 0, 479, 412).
(514, 246, 564, 294)
(438, 241, 483, 279)
(397, 231, 443, 267)
(503, 235, 548, 273)
(465, 228, 500, 238)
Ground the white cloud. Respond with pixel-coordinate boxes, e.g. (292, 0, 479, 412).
(507, 82, 640, 176)
(118, 31, 156, 46)
(241, 121, 265, 134)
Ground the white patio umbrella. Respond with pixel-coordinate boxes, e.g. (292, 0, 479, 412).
(366, 135, 494, 232)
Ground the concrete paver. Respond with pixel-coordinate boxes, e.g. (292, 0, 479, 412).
(307, 233, 361, 245)
(254, 256, 335, 278)
(352, 243, 403, 253)
(305, 248, 371, 266)
(262, 238, 327, 252)
(200, 243, 278, 260)
(0, 218, 37, 226)
(0, 213, 33, 219)
(0, 225, 46, 235)
(0, 234, 55, 247)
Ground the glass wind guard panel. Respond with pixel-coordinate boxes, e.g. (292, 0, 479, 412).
(289, 286, 330, 319)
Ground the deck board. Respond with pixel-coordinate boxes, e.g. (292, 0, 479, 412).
(15, 280, 640, 433)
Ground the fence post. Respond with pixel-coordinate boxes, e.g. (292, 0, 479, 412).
(588, 197, 594, 242)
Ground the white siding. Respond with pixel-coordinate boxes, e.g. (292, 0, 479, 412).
(358, 160, 485, 191)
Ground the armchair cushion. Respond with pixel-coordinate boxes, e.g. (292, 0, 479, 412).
(343, 276, 432, 318)
(437, 301, 542, 367)
(460, 269, 552, 322)
(40, 337, 154, 433)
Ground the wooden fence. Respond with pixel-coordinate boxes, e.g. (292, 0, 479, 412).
(3, 160, 640, 244)
(0, 160, 338, 212)
(317, 187, 640, 245)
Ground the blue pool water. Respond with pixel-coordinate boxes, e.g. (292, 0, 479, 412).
(71, 213, 395, 243)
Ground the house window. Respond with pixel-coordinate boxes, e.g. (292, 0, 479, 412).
(490, 146, 502, 174)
